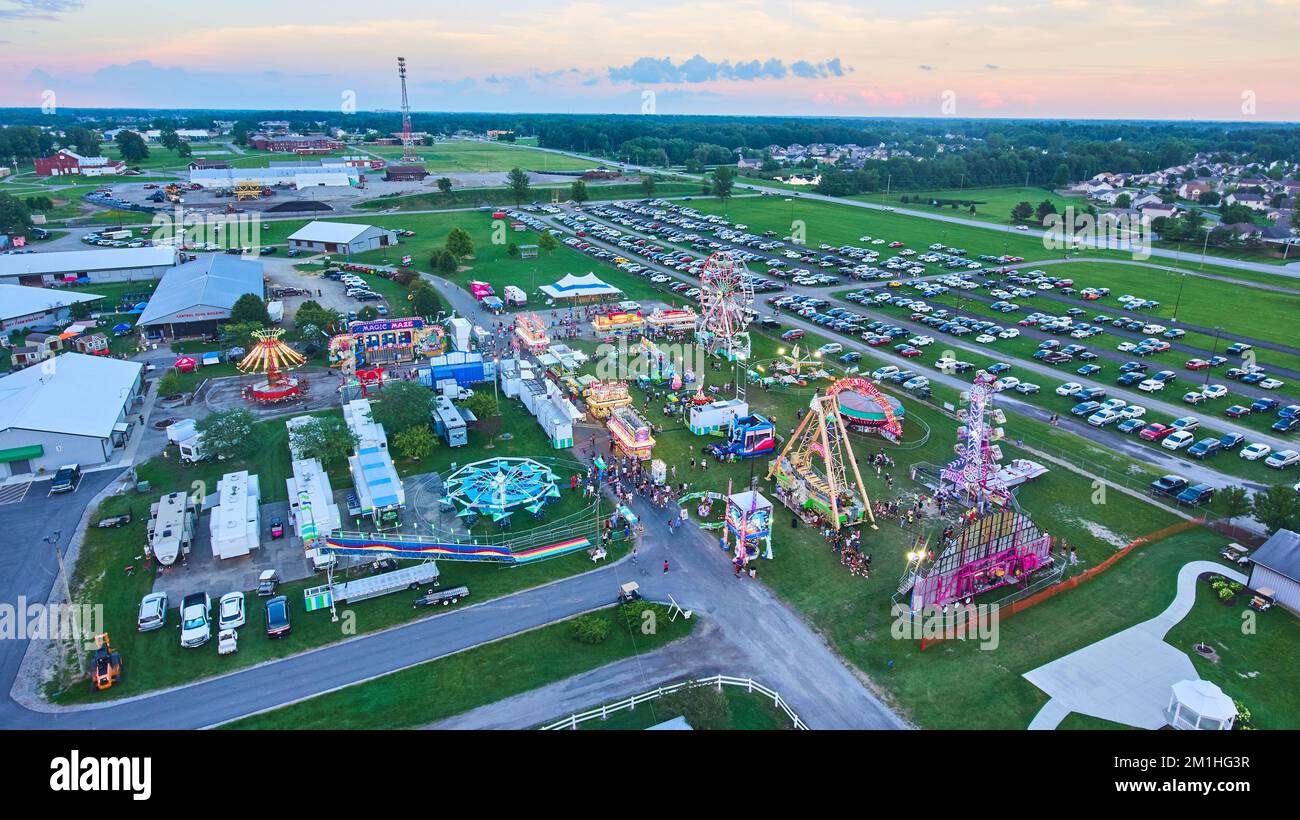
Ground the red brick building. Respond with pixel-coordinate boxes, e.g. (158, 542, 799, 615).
(34, 149, 126, 177)
(250, 134, 344, 153)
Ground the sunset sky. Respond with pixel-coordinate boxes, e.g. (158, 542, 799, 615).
(2, 0, 1297, 120)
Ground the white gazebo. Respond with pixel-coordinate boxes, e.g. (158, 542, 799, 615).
(1167, 679, 1236, 730)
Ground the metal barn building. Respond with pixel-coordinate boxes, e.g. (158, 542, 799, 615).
(136, 255, 265, 338)
(0, 284, 104, 332)
(0, 353, 144, 477)
(0, 247, 176, 286)
(1248, 529, 1300, 614)
(286, 221, 398, 256)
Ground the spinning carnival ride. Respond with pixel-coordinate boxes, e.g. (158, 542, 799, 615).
(441, 457, 561, 526)
(941, 371, 1011, 508)
(767, 381, 876, 530)
(697, 251, 755, 361)
(237, 329, 308, 403)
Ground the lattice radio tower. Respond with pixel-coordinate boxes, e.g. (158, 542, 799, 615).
(397, 57, 420, 163)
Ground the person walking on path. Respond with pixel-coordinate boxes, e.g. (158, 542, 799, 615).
(663, 559, 669, 574)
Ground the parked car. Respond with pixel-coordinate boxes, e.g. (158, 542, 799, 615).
(1162, 431, 1195, 450)
(1265, 450, 1300, 469)
(1187, 438, 1222, 459)
(218, 592, 246, 630)
(1150, 475, 1188, 496)
(1176, 483, 1216, 507)
(265, 595, 292, 638)
(50, 463, 82, 493)
(137, 592, 168, 632)
(1240, 443, 1272, 461)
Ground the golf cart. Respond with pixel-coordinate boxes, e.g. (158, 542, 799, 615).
(1249, 588, 1275, 612)
(256, 569, 280, 597)
(1220, 543, 1251, 566)
(618, 581, 641, 603)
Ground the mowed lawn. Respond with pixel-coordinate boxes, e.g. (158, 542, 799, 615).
(362, 141, 603, 173)
(223, 605, 696, 730)
(1011, 260, 1300, 351)
(864, 186, 1085, 226)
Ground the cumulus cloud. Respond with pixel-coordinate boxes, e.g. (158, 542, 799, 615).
(608, 55, 848, 84)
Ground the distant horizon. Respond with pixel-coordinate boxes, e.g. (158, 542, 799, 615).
(1, 107, 1295, 127)
(3, 1, 1297, 121)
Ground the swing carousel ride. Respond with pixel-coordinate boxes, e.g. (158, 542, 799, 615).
(237, 328, 308, 403)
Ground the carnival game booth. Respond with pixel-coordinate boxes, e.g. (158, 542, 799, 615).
(607, 405, 655, 461)
(689, 397, 748, 435)
(469, 281, 495, 301)
(583, 380, 633, 420)
(513, 313, 550, 355)
(592, 310, 644, 338)
(329, 317, 446, 373)
(704, 413, 776, 461)
(421, 350, 491, 389)
(724, 490, 774, 561)
(646, 306, 698, 336)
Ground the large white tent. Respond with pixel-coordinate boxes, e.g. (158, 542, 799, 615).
(539, 272, 622, 302)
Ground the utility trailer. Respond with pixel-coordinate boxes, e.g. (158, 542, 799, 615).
(329, 561, 440, 604)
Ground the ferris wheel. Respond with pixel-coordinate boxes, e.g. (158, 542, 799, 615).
(697, 251, 755, 359)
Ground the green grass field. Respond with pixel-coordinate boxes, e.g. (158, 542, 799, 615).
(864, 186, 1085, 226)
(356, 180, 700, 212)
(362, 141, 603, 173)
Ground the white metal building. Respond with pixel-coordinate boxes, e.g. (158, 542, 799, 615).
(0, 353, 144, 476)
(0, 247, 176, 286)
(1248, 529, 1300, 614)
(287, 221, 398, 256)
(0, 284, 104, 332)
(209, 470, 262, 560)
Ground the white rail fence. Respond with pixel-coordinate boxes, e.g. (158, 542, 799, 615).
(540, 674, 809, 730)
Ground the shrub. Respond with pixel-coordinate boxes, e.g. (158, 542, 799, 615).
(1216, 586, 1235, 601)
(569, 614, 611, 644)
(618, 601, 673, 633)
